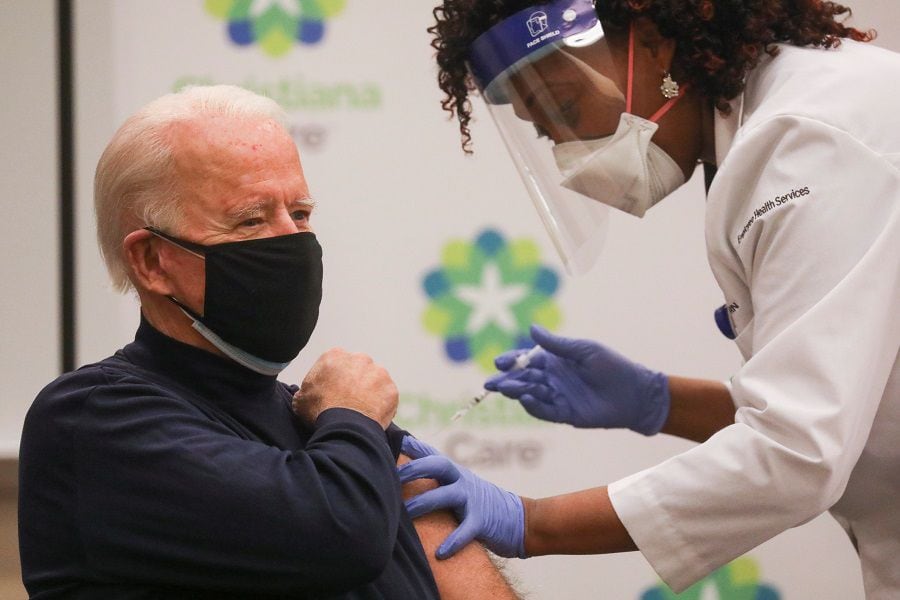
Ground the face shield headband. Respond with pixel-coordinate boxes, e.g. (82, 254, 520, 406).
(468, 1, 688, 114)
(468, 0, 604, 103)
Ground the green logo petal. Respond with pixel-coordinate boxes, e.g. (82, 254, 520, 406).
(258, 26, 295, 57)
(205, 0, 346, 57)
(317, 0, 346, 18)
(640, 558, 781, 600)
(421, 228, 562, 372)
(204, 0, 235, 18)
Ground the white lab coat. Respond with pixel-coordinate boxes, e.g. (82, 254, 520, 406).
(608, 40, 900, 597)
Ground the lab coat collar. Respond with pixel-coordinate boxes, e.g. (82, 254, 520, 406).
(713, 92, 744, 166)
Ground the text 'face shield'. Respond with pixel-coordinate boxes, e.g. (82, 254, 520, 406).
(468, 0, 630, 275)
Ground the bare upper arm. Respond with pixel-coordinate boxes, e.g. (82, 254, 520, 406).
(397, 452, 521, 599)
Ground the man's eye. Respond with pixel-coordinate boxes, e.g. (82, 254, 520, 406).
(291, 210, 310, 222)
(239, 218, 264, 228)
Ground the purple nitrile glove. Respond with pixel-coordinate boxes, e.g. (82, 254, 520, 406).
(485, 325, 670, 435)
(398, 436, 525, 560)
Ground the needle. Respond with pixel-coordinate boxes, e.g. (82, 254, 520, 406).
(447, 345, 543, 424)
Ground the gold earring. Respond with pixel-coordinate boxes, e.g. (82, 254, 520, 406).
(660, 72, 680, 99)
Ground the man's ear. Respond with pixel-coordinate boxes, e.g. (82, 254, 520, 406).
(631, 17, 677, 74)
(123, 229, 176, 296)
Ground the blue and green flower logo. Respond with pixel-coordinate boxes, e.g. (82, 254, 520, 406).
(641, 558, 780, 600)
(205, 0, 346, 57)
(422, 229, 561, 372)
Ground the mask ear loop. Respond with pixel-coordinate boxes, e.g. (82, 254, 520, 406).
(143, 226, 206, 320)
(144, 226, 206, 259)
(626, 21, 635, 114)
(648, 83, 688, 123)
(626, 21, 689, 123)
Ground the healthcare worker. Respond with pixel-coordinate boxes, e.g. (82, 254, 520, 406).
(398, 0, 900, 597)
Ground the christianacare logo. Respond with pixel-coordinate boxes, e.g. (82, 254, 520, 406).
(641, 558, 780, 600)
(205, 0, 346, 57)
(422, 229, 561, 372)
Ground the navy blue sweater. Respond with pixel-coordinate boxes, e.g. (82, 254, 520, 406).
(19, 317, 439, 599)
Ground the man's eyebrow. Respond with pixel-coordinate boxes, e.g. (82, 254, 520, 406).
(227, 199, 270, 221)
(226, 197, 316, 221)
(289, 197, 317, 210)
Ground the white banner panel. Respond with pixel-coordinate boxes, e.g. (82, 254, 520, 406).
(68, 0, 900, 597)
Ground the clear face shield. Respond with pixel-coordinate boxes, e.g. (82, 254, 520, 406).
(468, 0, 686, 274)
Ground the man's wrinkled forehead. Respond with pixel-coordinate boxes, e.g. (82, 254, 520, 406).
(168, 114, 293, 161)
(162, 111, 311, 227)
(167, 115, 304, 188)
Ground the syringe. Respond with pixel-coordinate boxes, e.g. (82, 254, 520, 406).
(449, 345, 543, 423)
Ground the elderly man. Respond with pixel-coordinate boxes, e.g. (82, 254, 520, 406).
(19, 85, 517, 599)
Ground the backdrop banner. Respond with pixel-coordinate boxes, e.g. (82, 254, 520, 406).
(82, 1, 866, 597)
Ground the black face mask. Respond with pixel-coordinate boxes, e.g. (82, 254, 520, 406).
(146, 227, 323, 371)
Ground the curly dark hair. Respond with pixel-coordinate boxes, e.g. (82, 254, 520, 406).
(429, 0, 875, 152)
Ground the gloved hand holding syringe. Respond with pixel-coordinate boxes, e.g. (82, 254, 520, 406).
(449, 345, 543, 423)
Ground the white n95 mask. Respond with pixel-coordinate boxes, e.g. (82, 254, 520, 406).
(551, 112, 686, 218)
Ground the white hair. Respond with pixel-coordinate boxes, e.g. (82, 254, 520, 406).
(94, 84, 288, 292)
